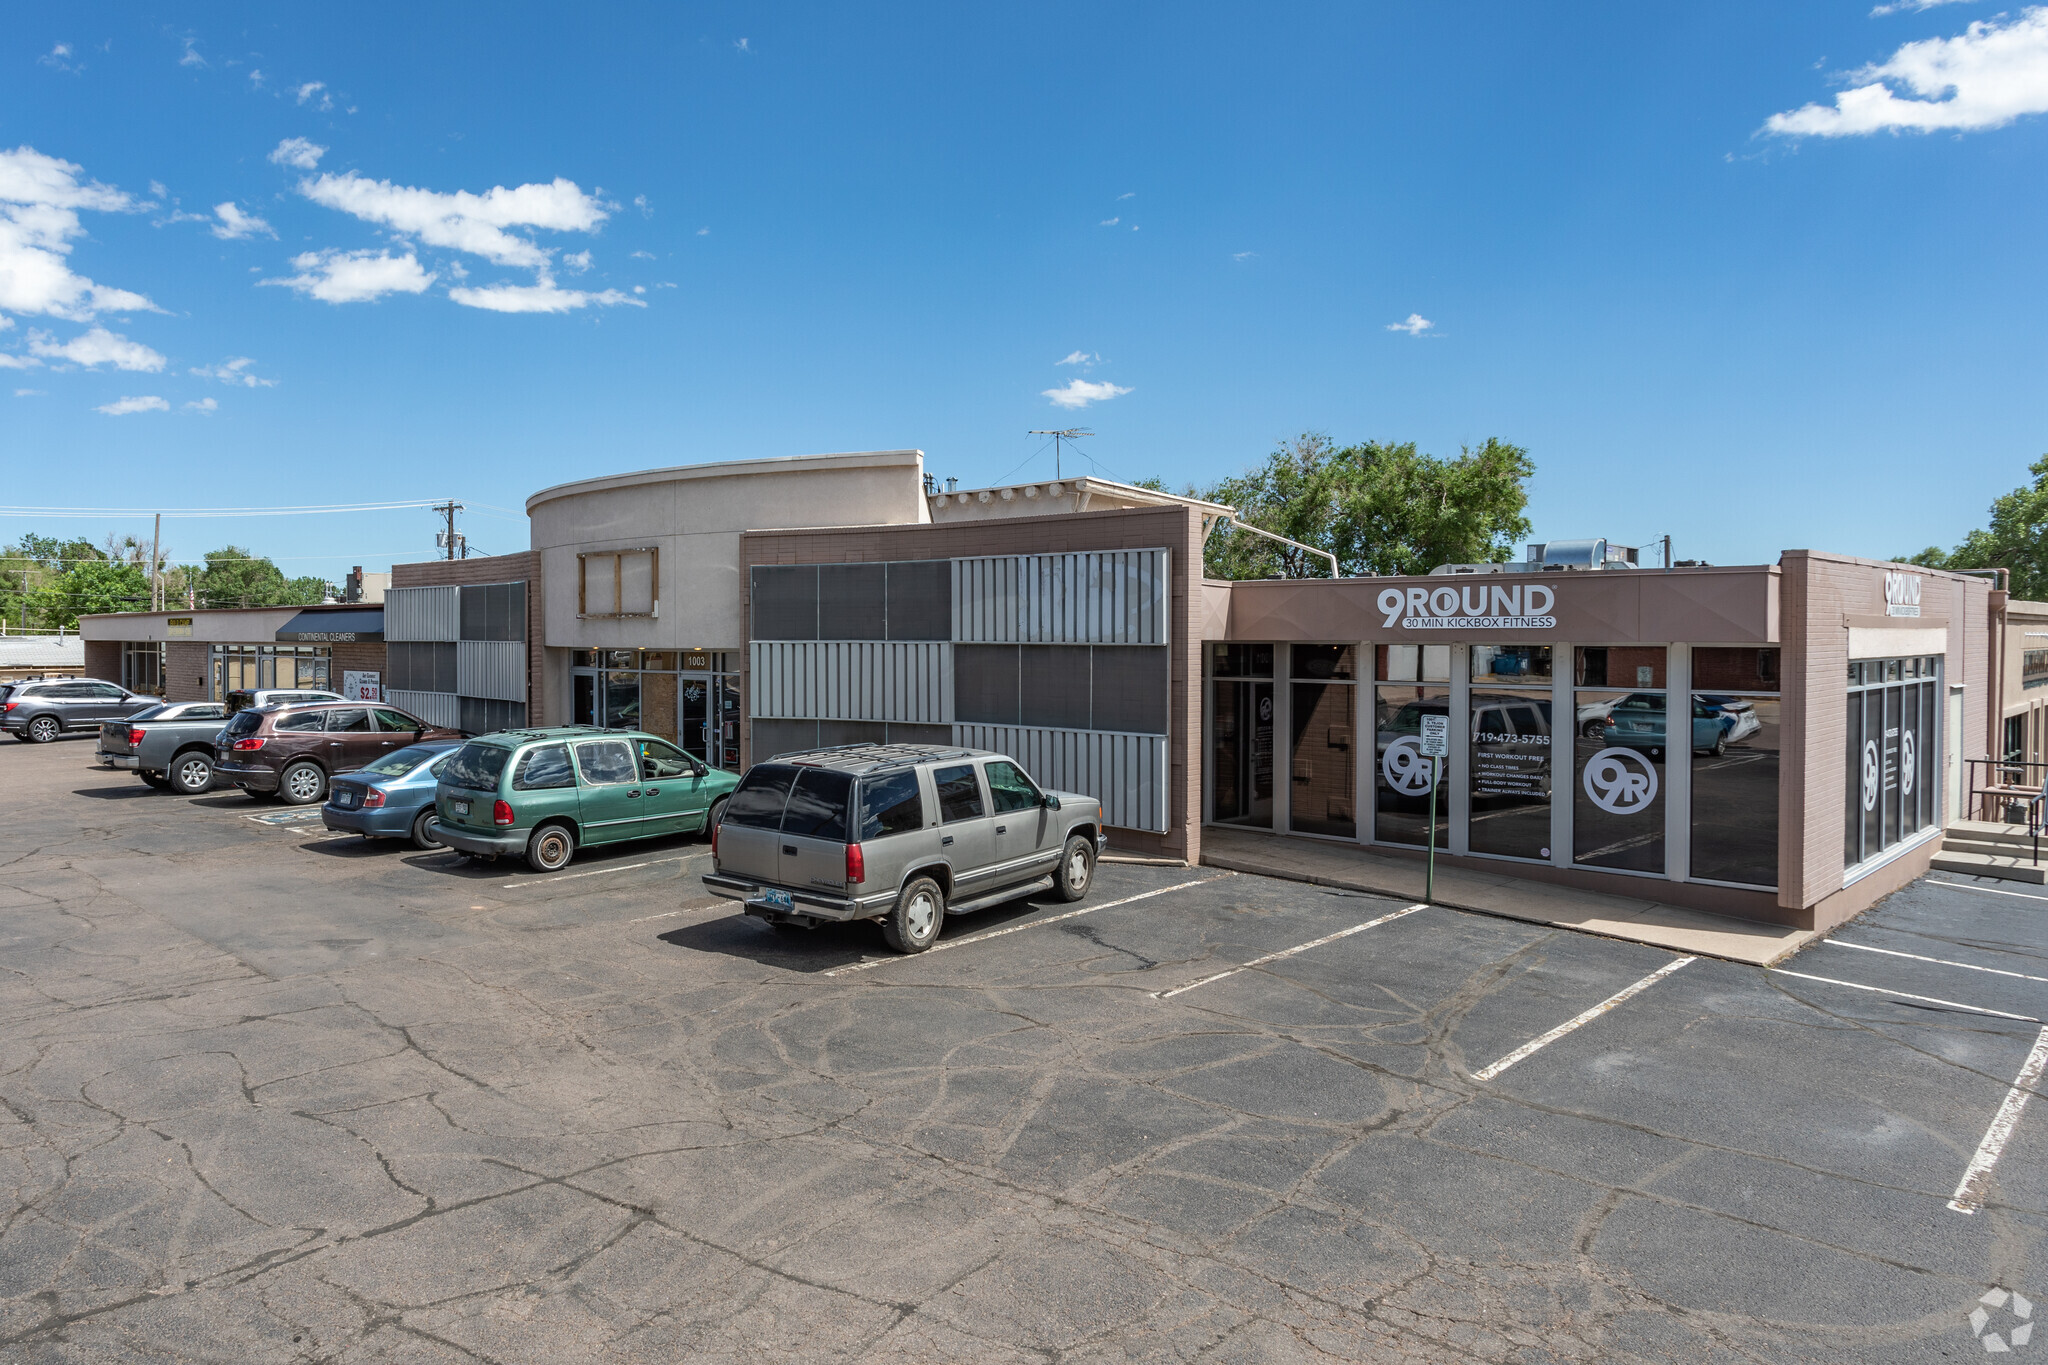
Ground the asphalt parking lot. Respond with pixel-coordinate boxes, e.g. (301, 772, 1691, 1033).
(3, 737, 2045, 1363)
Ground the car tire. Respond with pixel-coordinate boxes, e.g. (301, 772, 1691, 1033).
(410, 809, 444, 851)
(278, 761, 326, 806)
(138, 771, 170, 789)
(24, 715, 60, 744)
(1053, 834, 1096, 903)
(705, 796, 727, 836)
(526, 823, 575, 872)
(170, 753, 215, 795)
(882, 876, 944, 953)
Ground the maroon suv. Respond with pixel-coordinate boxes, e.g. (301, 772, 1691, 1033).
(214, 702, 462, 806)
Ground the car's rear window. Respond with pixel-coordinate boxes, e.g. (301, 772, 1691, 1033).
(277, 710, 327, 733)
(223, 710, 264, 737)
(360, 745, 448, 779)
(782, 768, 851, 842)
(859, 771, 924, 840)
(126, 704, 170, 722)
(442, 741, 512, 792)
(724, 764, 797, 830)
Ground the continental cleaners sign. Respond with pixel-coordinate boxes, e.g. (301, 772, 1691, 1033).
(1379, 583, 1557, 630)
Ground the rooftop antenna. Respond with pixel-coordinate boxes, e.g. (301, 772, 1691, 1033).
(1026, 428, 1093, 481)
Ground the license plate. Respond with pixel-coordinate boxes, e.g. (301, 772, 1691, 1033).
(453, 800, 471, 817)
(335, 791, 354, 808)
(757, 889, 794, 911)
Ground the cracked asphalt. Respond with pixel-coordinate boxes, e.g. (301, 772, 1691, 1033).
(3, 738, 2045, 1363)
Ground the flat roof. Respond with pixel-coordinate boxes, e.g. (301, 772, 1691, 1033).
(525, 449, 926, 514)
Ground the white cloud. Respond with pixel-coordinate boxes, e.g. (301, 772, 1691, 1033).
(734, 37, 752, 53)
(1872, 0, 1975, 14)
(14, 387, 45, 396)
(1766, 8, 2048, 136)
(248, 68, 266, 88)
(0, 146, 157, 321)
(179, 37, 205, 68)
(191, 356, 275, 387)
(263, 248, 436, 303)
(562, 249, 592, 273)
(269, 137, 326, 170)
(1100, 216, 1119, 226)
(447, 271, 644, 313)
(696, 226, 709, 235)
(295, 81, 334, 111)
(28, 326, 167, 371)
(1042, 378, 1132, 409)
(633, 194, 651, 216)
(1117, 191, 1135, 200)
(630, 249, 656, 259)
(39, 44, 80, 74)
(97, 395, 168, 415)
(211, 202, 275, 240)
(184, 397, 217, 414)
(1232, 251, 1258, 262)
(1057, 350, 1100, 366)
(0, 352, 39, 369)
(298, 170, 609, 268)
(1386, 313, 1434, 336)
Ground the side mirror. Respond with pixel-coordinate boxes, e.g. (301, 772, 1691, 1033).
(1043, 793, 1062, 810)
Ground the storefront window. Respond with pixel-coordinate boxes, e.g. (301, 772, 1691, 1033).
(1573, 646, 1667, 873)
(1846, 655, 1939, 869)
(1690, 647, 1780, 888)
(1375, 686, 1448, 847)
(1210, 644, 1274, 827)
(571, 651, 742, 767)
(1468, 686, 1553, 860)
(210, 644, 330, 699)
(1290, 645, 1356, 838)
(1377, 643, 1450, 684)
(1470, 645, 1552, 682)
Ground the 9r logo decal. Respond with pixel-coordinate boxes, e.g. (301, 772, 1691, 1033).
(1582, 747, 1657, 815)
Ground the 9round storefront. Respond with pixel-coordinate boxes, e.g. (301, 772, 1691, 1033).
(1205, 550, 1988, 933)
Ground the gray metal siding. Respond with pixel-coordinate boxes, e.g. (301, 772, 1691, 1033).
(457, 640, 528, 702)
(388, 688, 461, 730)
(384, 585, 460, 642)
(953, 723, 1168, 833)
(749, 642, 952, 723)
(953, 548, 1169, 644)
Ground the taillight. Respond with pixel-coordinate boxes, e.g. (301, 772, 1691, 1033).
(361, 789, 386, 809)
(129, 728, 146, 746)
(710, 819, 719, 859)
(493, 799, 514, 826)
(846, 841, 865, 885)
(2, 701, 15, 712)
(232, 737, 265, 751)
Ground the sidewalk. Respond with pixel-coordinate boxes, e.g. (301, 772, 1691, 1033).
(1198, 826, 1820, 967)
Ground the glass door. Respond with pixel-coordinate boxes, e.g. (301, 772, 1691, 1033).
(678, 672, 712, 763)
(1208, 644, 1275, 828)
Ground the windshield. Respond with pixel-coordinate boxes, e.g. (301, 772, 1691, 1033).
(126, 704, 171, 722)
(359, 745, 449, 779)
(441, 741, 511, 792)
(222, 710, 264, 737)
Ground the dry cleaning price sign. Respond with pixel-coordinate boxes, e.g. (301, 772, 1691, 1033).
(1419, 714, 1450, 759)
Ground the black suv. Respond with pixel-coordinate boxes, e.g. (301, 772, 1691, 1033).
(2, 678, 154, 744)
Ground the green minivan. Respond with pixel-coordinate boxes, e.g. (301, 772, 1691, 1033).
(429, 727, 740, 871)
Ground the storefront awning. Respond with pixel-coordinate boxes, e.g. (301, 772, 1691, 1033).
(275, 608, 384, 642)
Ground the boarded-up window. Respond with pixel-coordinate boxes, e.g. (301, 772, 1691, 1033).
(580, 549, 658, 618)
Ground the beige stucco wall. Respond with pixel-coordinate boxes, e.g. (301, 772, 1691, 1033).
(526, 451, 931, 655)
(77, 608, 302, 644)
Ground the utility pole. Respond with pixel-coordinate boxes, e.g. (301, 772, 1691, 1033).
(1026, 428, 1093, 481)
(150, 512, 162, 611)
(434, 500, 464, 561)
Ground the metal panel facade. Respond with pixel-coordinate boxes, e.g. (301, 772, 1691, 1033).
(457, 640, 528, 702)
(953, 549, 1169, 644)
(749, 642, 952, 723)
(953, 723, 1168, 832)
(389, 688, 461, 730)
(384, 585, 459, 642)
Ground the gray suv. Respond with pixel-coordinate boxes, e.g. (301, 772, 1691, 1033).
(703, 744, 1108, 953)
(2, 678, 153, 743)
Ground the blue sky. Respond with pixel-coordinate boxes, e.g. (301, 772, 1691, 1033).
(5, 2, 2047, 577)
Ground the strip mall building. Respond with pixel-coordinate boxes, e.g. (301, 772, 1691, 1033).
(84, 449, 2004, 934)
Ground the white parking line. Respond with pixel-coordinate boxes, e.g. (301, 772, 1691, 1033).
(1152, 903, 1427, 1000)
(1472, 957, 1696, 1082)
(1769, 968, 2040, 1023)
(1928, 879, 2048, 904)
(1824, 938, 2048, 985)
(506, 853, 705, 887)
(823, 874, 1234, 977)
(1949, 1025, 2048, 1214)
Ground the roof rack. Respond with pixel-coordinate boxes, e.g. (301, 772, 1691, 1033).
(764, 741, 988, 775)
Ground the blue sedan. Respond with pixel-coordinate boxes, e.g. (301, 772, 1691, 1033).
(321, 742, 463, 848)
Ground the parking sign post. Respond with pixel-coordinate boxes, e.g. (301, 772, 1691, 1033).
(1419, 714, 1450, 904)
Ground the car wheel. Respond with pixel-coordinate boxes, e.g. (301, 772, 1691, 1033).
(25, 715, 59, 744)
(1580, 720, 1605, 739)
(278, 761, 326, 806)
(171, 753, 215, 795)
(705, 796, 727, 836)
(1053, 834, 1096, 903)
(882, 876, 943, 953)
(525, 823, 575, 872)
(410, 809, 443, 851)
(1711, 736, 1727, 757)
(138, 771, 170, 789)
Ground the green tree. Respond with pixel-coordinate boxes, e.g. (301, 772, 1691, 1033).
(1897, 454, 2048, 600)
(1200, 433, 1535, 579)
(193, 547, 330, 608)
(52, 559, 149, 623)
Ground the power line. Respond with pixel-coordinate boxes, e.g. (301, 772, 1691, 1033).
(0, 499, 455, 518)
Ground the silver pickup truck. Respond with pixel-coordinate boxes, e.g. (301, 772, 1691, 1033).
(703, 743, 1107, 953)
(95, 701, 233, 793)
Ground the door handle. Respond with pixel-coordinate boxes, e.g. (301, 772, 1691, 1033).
(782, 845, 797, 855)
(626, 790, 641, 798)
(941, 835, 954, 846)
(995, 825, 1007, 834)
(646, 787, 660, 795)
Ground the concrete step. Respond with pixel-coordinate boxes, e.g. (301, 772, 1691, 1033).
(1949, 820, 2038, 841)
(1930, 851, 2048, 884)
(1942, 835, 2047, 858)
